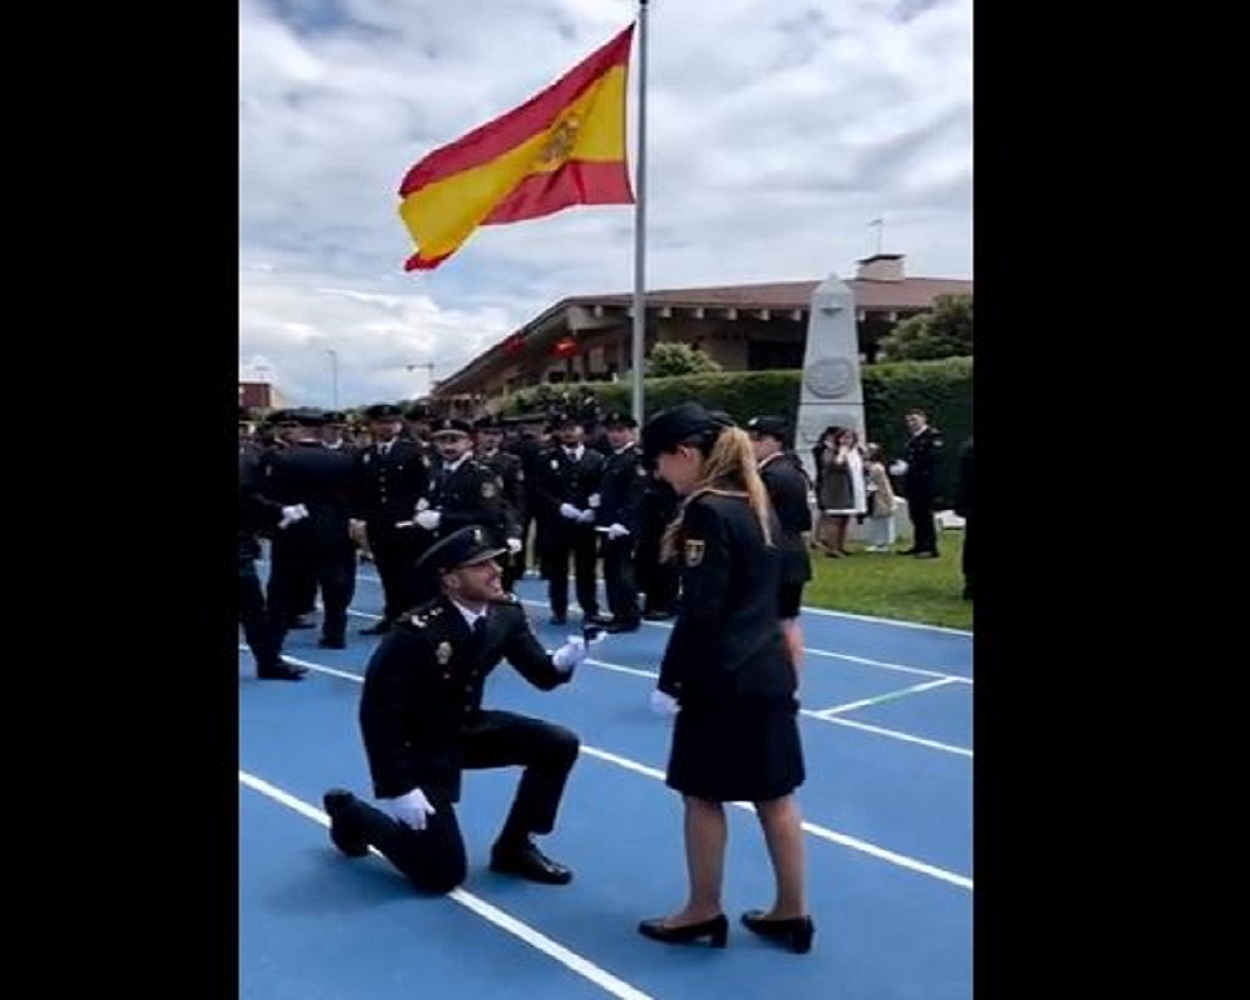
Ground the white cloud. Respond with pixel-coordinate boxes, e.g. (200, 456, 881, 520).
(240, 0, 972, 406)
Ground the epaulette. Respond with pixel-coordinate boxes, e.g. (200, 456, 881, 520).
(405, 605, 445, 629)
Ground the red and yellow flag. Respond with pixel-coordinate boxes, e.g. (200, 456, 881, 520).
(398, 24, 635, 272)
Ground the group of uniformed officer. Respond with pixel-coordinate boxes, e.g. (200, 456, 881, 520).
(237, 401, 688, 676)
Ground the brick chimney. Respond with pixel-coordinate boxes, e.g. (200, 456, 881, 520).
(855, 253, 905, 282)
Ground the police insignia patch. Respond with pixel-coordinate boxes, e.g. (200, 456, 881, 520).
(684, 539, 706, 566)
(436, 641, 453, 665)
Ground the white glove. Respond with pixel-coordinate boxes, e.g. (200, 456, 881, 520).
(415, 509, 441, 531)
(889, 460, 909, 476)
(506, 538, 523, 554)
(577, 509, 596, 524)
(587, 493, 601, 509)
(606, 523, 630, 540)
(415, 497, 431, 512)
(552, 636, 588, 673)
(649, 689, 680, 716)
(385, 787, 436, 831)
(559, 502, 582, 521)
(278, 503, 309, 529)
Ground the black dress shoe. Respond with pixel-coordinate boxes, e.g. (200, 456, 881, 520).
(638, 914, 728, 948)
(286, 615, 317, 630)
(549, 614, 568, 626)
(740, 911, 815, 954)
(603, 619, 640, 633)
(489, 839, 572, 885)
(317, 636, 346, 649)
(357, 621, 390, 636)
(585, 612, 614, 626)
(322, 790, 369, 857)
(642, 610, 673, 622)
(257, 661, 307, 681)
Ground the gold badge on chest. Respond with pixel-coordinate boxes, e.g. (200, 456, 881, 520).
(684, 539, 705, 566)
(436, 641, 453, 665)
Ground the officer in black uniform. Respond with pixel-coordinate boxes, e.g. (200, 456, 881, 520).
(322, 410, 358, 455)
(473, 415, 526, 593)
(595, 411, 647, 632)
(321, 526, 590, 894)
(636, 470, 681, 621)
(352, 403, 432, 636)
(531, 413, 606, 625)
(746, 415, 815, 667)
(255, 407, 359, 650)
(408, 419, 510, 606)
(239, 413, 305, 680)
(260, 408, 318, 629)
(954, 436, 974, 599)
(895, 408, 944, 558)
(505, 417, 552, 577)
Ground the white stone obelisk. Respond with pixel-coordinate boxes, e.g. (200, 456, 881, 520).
(794, 274, 864, 481)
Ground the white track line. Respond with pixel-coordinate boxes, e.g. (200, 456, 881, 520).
(241, 651, 973, 891)
(239, 770, 652, 1000)
(336, 565, 973, 636)
(814, 677, 964, 716)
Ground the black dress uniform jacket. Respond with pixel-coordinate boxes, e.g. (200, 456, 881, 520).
(359, 595, 572, 801)
(426, 457, 510, 545)
(597, 443, 648, 533)
(532, 445, 606, 518)
(657, 491, 796, 703)
(757, 451, 814, 587)
(903, 425, 944, 502)
(353, 439, 430, 525)
(656, 490, 804, 802)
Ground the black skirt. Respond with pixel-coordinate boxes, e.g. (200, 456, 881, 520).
(665, 696, 805, 802)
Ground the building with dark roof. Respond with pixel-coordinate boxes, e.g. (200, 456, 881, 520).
(430, 253, 972, 405)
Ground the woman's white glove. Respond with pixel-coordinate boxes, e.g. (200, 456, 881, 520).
(385, 787, 436, 831)
(649, 690, 680, 716)
(889, 460, 909, 476)
(559, 502, 583, 521)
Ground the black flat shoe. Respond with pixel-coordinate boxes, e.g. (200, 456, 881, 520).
(489, 839, 572, 885)
(638, 914, 728, 948)
(740, 911, 814, 954)
(322, 789, 369, 857)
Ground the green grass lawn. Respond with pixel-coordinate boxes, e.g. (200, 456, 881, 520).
(803, 529, 972, 631)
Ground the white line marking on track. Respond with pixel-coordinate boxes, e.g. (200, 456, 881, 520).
(815, 677, 964, 716)
(819, 716, 973, 757)
(241, 652, 973, 890)
(239, 770, 654, 1000)
(338, 565, 973, 636)
(579, 656, 974, 758)
(242, 646, 973, 758)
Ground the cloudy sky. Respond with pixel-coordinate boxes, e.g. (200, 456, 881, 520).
(239, 0, 972, 408)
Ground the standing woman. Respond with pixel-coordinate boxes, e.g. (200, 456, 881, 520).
(815, 426, 867, 557)
(636, 402, 814, 954)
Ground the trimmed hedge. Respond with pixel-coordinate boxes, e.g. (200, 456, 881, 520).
(502, 356, 972, 499)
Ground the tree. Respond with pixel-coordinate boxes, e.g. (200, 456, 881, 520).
(646, 341, 723, 378)
(878, 294, 973, 361)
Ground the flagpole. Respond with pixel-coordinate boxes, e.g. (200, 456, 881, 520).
(630, 0, 649, 425)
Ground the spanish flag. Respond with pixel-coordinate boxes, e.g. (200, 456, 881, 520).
(398, 24, 635, 272)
